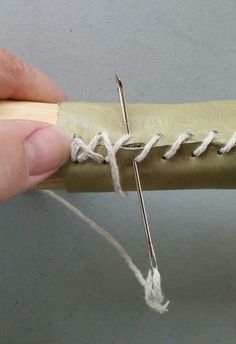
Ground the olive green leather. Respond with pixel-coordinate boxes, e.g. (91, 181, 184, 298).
(58, 101, 236, 192)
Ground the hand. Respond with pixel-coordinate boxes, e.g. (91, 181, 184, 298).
(0, 49, 70, 202)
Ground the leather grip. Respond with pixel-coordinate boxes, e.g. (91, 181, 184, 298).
(58, 100, 236, 192)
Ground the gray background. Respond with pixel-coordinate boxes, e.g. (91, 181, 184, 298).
(0, 0, 236, 343)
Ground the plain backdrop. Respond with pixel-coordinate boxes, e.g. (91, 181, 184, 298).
(0, 1, 236, 343)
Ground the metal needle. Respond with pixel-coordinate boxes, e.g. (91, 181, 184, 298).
(114, 73, 158, 270)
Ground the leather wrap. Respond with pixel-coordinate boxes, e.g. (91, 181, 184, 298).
(58, 101, 236, 192)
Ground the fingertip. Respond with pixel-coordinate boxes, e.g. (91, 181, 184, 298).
(14, 65, 68, 103)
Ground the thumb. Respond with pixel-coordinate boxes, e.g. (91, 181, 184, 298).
(0, 120, 69, 202)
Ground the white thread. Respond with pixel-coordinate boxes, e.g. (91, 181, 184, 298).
(135, 134, 161, 162)
(44, 190, 169, 313)
(71, 136, 104, 163)
(218, 132, 236, 154)
(99, 132, 125, 196)
(104, 134, 132, 162)
(71, 133, 130, 196)
(163, 133, 191, 160)
(192, 130, 218, 157)
(145, 267, 169, 312)
(74, 134, 103, 163)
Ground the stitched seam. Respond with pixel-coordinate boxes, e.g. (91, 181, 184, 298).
(70, 130, 236, 196)
(71, 130, 236, 163)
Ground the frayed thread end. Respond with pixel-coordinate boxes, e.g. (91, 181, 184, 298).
(144, 267, 169, 313)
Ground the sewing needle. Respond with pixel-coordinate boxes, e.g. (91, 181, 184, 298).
(114, 73, 158, 270)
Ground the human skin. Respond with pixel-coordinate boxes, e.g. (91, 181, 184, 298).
(0, 49, 70, 202)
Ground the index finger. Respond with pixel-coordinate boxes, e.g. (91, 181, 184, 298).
(0, 48, 66, 103)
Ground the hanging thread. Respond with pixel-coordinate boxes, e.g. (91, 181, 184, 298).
(44, 190, 169, 313)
